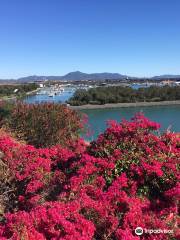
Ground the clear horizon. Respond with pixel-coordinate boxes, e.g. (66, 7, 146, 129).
(0, 0, 180, 78)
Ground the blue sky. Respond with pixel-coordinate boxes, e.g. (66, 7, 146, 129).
(0, 0, 180, 78)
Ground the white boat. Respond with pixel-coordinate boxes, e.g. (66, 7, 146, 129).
(59, 88, 64, 92)
(55, 91, 62, 95)
(48, 92, 55, 97)
(41, 90, 47, 95)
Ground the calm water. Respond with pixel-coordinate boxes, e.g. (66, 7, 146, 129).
(81, 105, 180, 140)
(24, 92, 180, 140)
(24, 91, 74, 104)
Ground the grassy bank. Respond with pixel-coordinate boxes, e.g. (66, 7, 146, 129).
(70, 100, 180, 110)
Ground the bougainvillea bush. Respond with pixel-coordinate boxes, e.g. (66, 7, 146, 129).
(0, 113, 179, 239)
(3, 102, 85, 148)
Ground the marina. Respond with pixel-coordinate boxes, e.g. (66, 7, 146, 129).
(24, 83, 96, 103)
(24, 80, 180, 104)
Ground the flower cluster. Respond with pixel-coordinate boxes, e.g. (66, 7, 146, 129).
(0, 113, 179, 239)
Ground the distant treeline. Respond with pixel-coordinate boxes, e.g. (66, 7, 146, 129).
(68, 86, 180, 105)
(0, 83, 38, 97)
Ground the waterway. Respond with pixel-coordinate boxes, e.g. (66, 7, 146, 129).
(81, 105, 180, 140)
(24, 89, 180, 140)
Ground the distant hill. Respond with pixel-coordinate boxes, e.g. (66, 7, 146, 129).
(0, 71, 180, 83)
(60, 71, 128, 81)
(17, 75, 63, 82)
(1, 71, 129, 83)
(152, 75, 180, 80)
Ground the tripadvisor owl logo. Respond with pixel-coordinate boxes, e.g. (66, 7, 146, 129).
(135, 227, 143, 235)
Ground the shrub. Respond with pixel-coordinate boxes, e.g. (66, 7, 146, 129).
(0, 101, 14, 126)
(0, 83, 38, 97)
(68, 85, 180, 105)
(6, 102, 84, 148)
(0, 114, 179, 239)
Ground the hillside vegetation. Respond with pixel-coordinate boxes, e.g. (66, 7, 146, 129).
(0, 83, 38, 98)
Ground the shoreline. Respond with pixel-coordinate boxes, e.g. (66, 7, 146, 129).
(25, 89, 39, 96)
(70, 100, 180, 110)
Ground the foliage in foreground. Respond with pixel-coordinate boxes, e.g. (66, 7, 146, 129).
(0, 113, 179, 240)
(2, 102, 84, 148)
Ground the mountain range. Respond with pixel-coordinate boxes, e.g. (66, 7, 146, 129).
(152, 75, 180, 80)
(17, 71, 129, 82)
(0, 71, 180, 82)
